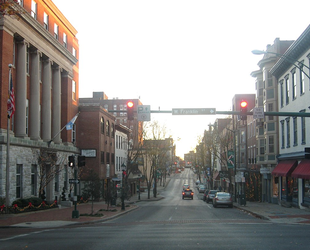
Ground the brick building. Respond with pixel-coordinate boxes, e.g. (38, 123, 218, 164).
(0, 0, 79, 204)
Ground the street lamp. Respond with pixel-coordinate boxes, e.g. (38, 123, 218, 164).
(251, 49, 310, 79)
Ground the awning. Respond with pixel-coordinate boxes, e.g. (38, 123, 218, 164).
(292, 159, 310, 179)
(272, 160, 298, 177)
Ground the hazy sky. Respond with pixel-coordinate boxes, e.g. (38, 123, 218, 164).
(52, 0, 310, 157)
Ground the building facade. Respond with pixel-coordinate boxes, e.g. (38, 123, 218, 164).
(269, 25, 310, 208)
(251, 38, 293, 203)
(0, 0, 79, 204)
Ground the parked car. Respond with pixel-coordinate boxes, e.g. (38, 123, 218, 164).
(198, 184, 204, 191)
(183, 184, 190, 190)
(203, 189, 209, 201)
(182, 188, 194, 200)
(213, 192, 233, 208)
(199, 185, 206, 193)
(196, 180, 200, 185)
(205, 190, 219, 203)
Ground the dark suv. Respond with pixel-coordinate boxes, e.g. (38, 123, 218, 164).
(182, 189, 194, 200)
(206, 190, 218, 203)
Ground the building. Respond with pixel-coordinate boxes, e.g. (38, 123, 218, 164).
(268, 25, 310, 208)
(251, 38, 294, 203)
(0, 0, 79, 204)
(79, 92, 143, 148)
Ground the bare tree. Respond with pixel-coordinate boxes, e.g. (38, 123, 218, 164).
(142, 121, 173, 199)
(34, 148, 65, 201)
(0, 0, 23, 18)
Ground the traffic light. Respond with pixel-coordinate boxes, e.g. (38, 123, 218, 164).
(127, 101, 134, 120)
(240, 100, 248, 120)
(68, 155, 75, 168)
(78, 155, 86, 167)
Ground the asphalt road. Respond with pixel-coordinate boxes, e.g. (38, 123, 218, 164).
(1, 169, 309, 250)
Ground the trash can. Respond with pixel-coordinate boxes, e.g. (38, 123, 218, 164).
(239, 194, 246, 206)
(111, 197, 116, 206)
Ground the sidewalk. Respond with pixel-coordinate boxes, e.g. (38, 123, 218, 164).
(0, 182, 166, 229)
(234, 201, 310, 224)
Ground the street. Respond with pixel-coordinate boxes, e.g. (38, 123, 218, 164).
(1, 168, 309, 249)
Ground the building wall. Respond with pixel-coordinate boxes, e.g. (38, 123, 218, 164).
(76, 105, 116, 180)
(0, 0, 79, 204)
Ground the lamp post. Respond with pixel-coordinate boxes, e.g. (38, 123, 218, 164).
(251, 49, 310, 79)
(121, 163, 126, 211)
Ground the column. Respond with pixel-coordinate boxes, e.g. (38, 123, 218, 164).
(42, 59, 52, 142)
(15, 40, 27, 138)
(29, 49, 41, 140)
(52, 66, 61, 143)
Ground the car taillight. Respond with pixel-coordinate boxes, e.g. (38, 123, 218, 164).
(182, 192, 185, 195)
(191, 192, 194, 195)
(215, 198, 219, 201)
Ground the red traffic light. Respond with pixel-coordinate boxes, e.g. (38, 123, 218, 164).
(240, 101, 248, 108)
(127, 101, 134, 108)
(127, 101, 134, 120)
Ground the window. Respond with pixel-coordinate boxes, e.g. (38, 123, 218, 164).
(101, 151, 105, 164)
(31, 165, 37, 196)
(285, 75, 289, 105)
(106, 152, 110, 164)
(259, 139, 264, 155)
(293, 117, 298, 146)
(44, 12, 49, 30)
(101, 117, 104, 134)
(63, 33, 67, 48)
(266, 89, 274, 99)
(54, 23, 59, 39)
(268, 103, 274, 120)
(17, 0, 23, 6)
(72, 80, 76, 101)
(280, 80, 284, 107)
(106, 120, 110, 136)
(300, 69, 305, 95)
(267, 122, 275, 131)
(111, 123, 114, 137)
(16, 164, 23, 198)
(291, 69, 297, 100)
(301, 110, 306, 144)
(281, 120, 285, 149)
(72, 47, 76, 57)
(31, 0, 37, 19)
(55, 165, 59, 192)
(286, 118, 290, 148)
(269, 135, 274, 153)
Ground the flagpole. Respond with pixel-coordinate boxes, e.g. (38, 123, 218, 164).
(6, 64, 13, 210)
(48, 112, 80, 146)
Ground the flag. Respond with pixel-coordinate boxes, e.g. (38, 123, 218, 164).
(7, 69, 15, 119)
(65, 113, 79, 130)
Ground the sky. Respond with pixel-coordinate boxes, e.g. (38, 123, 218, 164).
(52, 0, 310, 157)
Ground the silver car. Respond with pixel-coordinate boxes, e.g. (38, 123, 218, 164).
(213, 192, 233, 208)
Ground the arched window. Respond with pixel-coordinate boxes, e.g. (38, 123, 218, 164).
(106, 120, 110, 136)
(101, 117, 104, 134)
(111, 123, 114, 137)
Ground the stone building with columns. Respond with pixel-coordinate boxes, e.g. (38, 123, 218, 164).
(0, 1, 79, 204)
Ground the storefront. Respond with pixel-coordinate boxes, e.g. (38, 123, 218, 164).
(291, 159, 310, 208)
(271, 160, 298, 205)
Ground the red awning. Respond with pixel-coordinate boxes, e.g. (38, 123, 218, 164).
(292, 159, 310, 179)
(272, 160, 298, 177)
